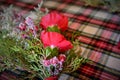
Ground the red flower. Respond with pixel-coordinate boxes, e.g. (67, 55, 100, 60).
(40, 12, 68, 31)
(40, 31, 73, 52)
(42, 60, 50, 67)
(58, 54, 66, 62)
(45, 76, 58, 80)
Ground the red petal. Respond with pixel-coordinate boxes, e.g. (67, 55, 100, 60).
(57, 14, 68, 31)
(57, 39, 73, 51)
(45, 76, 58, 80)
(40, 31, 73, 51)
(40, 12, 68, 31)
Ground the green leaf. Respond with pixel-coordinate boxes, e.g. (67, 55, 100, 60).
(11, 46, 20, 52)
(45, 47, 51, 57)
(47, 26, 61, 33)
(45, 47, 59, 58)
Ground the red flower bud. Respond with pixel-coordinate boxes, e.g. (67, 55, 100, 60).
(58, 54, 66, 62)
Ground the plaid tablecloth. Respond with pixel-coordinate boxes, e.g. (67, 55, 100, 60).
(0, 0, 120, 80)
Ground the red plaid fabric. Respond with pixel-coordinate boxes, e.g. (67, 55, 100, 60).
(0, 0, 120, 80)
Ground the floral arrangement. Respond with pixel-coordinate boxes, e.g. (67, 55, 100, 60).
(0, 2, 89, 80)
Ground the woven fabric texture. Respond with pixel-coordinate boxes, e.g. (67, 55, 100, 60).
(0, 0, 120, 80)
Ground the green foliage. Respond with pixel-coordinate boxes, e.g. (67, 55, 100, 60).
(0, 37, 18, 71)
(45, 47, 59, 58)
(63, 52, 88, 73)
(0, 36, 50, 79)
(47, 26, 61, 33)
(62, 40, 87, 73)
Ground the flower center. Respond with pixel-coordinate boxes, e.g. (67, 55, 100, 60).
(50, 45, 55, 49)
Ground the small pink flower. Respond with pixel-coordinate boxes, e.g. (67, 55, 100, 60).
(21, 34, 28, 39)
(43, 60, 50, 67)
(25, 17, 38, 32)
(50, 57, 59, 66)
(18, 23, 26, 30)
(25, 17, 34, 27)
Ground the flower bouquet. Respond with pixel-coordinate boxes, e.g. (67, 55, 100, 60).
(0, 2, 89, 80)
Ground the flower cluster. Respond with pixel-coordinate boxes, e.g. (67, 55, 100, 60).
(16, 11, 74, 77)
(42, 54, 66, 75)
(0, 4, 89, 80)
(40, 12, 73, 51)
(18, 17, 38, 38)
(39, 12, 73, 76)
